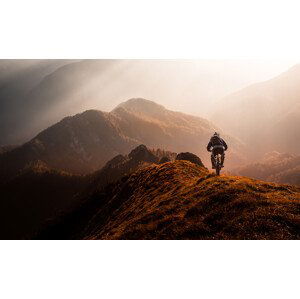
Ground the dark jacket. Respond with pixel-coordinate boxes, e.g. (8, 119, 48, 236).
(207, 136, 228, 151)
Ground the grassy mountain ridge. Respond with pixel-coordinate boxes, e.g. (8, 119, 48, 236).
(38, 159, 300, 240)
(83, 161, 300, 240)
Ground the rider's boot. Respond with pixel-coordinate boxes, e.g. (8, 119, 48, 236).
(211, 154, 216, 169)
(221, 153, 225, 168)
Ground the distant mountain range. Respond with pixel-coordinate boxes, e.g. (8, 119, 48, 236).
(233, 151, 300, 186)
(0, 59, 286, 146)
(213, 64, 300, 159)
(0, 98, 244, 180)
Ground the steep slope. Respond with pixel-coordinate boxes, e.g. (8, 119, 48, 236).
(233, 152, 300, 186)
(212, 64, 300, 158)
(0, 98, 244, 179)
(38, 160, 300, 240)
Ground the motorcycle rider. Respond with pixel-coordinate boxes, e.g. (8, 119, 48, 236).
(206, 132, 228, 169)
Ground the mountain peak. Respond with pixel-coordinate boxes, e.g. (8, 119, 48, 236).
(128, 144, 158, 163)
(76, 109, 106, 119)
(114, 98, 166, 113)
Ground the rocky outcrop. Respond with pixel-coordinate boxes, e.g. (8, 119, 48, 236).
(159, 156, 171, 164)
(176, 152, 205, 167)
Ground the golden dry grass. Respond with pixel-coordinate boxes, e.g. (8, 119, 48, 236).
(84, 160, 300, 240)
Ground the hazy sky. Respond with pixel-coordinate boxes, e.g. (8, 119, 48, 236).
(66, 59, 298, 116)
(0, 59, 299, 145)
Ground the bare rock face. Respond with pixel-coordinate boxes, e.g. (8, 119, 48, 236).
(176, 152, 205, 167)
(128, 144, 159, 164)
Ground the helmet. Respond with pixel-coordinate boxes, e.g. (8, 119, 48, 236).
(213, 132, 220, 137)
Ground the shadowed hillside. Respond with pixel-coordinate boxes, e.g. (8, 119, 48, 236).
(0, 145, 16, 154)
(0, 145, 177, 239)
(38, 160, 300, 240)
(85, 144, 177, 195)
(0, 161, 88, 239)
